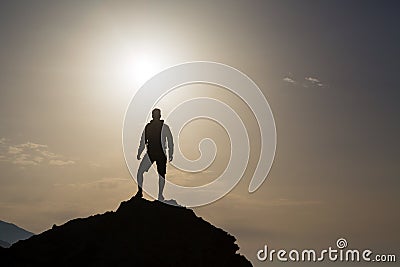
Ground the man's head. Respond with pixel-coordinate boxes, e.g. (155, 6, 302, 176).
(152, 108, 161, 120)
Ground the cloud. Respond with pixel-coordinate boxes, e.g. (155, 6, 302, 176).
(305, 77, 320, 83)
(12, 154, 39, 166)
(8, 146, 23, 154)
(305, 76, 324, 87)
(283, 75, 325, 88)
(39, 150, 58, 159)
(49, 159, 75, 166)
(283, 77, 296, 84)
(63, 177, 131, 190)
(0, 139, 75, 167)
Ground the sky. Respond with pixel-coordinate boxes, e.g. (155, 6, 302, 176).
(0, 1, 399, 266)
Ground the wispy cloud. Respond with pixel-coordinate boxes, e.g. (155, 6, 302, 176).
(283, 77, 296, 84)
(283, 75, 325, 88)
(305, 77, 320, 83)
(305, 76, 324, 87)
(8, 146, 24, 154)
(0, 139, 75, 167)
(12, 154, 41, 166)
(49, 159, 75, 166)
(62, 177, 131, 190)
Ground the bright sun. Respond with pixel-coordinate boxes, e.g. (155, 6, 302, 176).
(116, 52, 164, 87)
(132, 55, 163, 85)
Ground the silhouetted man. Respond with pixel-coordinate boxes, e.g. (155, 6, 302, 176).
(136, 108, 173, 200)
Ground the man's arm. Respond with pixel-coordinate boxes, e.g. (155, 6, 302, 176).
(165, 125, 174, 161)
(137, 128, 146, 160)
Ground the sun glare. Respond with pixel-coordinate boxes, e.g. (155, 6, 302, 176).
(133, 55, 163, 85)
(116, 52, 164, 87)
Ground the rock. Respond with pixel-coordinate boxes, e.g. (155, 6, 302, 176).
(3, 197, 252, 267)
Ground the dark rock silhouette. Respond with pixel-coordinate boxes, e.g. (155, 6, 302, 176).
(2, 197, 252, 266)
(0, 239, 11, 248)
(0, 220, 34, 245)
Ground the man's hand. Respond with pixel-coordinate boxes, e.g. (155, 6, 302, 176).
(169, 155, 173, 162)
(137, 154, 141, 160)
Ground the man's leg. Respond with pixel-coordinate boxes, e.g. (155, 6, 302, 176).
(158, 174, 165, 200)
(136, 154, 152, 197)
(136, 170, 144, 198)
(155, 154, 167, 200)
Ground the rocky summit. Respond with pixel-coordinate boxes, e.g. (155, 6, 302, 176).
(1, 197, 252, 267)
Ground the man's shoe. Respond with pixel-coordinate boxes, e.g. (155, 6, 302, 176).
(135, 189, 143, 198)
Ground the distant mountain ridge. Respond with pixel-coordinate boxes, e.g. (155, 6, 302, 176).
(0, 220, 33, 246)
(0, 239, 11, 248)
(1, 197, 252, 266)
